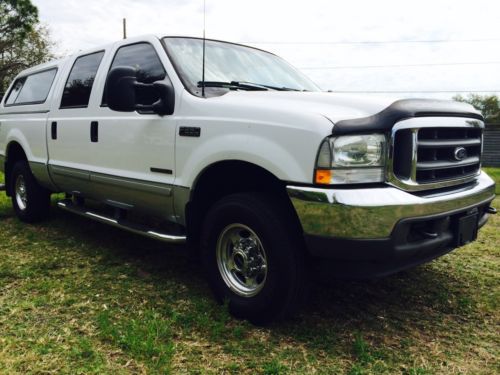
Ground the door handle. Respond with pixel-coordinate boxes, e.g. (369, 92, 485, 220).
(51, 122, 57, 140)
(90, 121, 98, 142)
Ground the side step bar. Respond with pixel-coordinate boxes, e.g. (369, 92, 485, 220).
(57, 200, 186, 244)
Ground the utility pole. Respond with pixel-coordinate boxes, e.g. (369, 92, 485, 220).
(123, 18, 127, 39)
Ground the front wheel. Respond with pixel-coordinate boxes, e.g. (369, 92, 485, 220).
(201, 193, 308, 324)
(10, 161, 51, 223)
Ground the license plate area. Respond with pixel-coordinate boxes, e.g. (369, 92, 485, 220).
(455, 212, 478, 247)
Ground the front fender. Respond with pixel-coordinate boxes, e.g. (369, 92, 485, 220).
(174, 127, 325, 188)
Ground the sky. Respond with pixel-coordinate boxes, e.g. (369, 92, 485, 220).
(32, 0, 500, 99)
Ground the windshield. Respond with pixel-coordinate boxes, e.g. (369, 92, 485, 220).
(163, 37, 320, 95)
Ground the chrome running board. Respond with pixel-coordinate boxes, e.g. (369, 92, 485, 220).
(57, 199, 186, 244)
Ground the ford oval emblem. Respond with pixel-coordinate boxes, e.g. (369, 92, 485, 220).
(454, 147, 468, 161)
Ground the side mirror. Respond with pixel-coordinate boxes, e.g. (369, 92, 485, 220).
(105, 66, 175, 116)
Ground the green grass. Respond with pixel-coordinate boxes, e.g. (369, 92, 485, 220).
(0, 170, 498, 374)
(483, 167, 500, 194)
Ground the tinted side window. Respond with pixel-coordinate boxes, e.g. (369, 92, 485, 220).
(5, 69, 57, 106)
(5, 79, 24, 105)
(61, 51, 104, 108)
(103, 43, 166, 105)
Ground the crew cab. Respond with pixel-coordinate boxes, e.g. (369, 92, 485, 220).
(0, 35, 496, 323)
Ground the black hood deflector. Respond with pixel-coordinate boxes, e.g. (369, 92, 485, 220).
(332, 99, 483, 135)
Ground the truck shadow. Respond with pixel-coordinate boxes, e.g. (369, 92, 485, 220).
(26, 205, 482, 351)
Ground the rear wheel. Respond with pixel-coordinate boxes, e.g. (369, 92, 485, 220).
(10, 161, 51, 223)
(201, 193, 308, 324)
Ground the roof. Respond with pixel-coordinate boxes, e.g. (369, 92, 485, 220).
(13, 34, 273, 80)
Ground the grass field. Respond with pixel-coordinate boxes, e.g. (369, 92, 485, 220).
(0, 170, 498, 374)
(483, 168, 500, 194)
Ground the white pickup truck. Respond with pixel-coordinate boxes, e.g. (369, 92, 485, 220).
(0, 35, 496, 323)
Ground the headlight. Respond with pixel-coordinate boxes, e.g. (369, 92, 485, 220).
(315, 134, 386, 184)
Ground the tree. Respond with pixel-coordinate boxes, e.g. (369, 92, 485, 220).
(0, 0, 55, 95)
(454, 94, 500, 124)
(0, 0, 38, 40)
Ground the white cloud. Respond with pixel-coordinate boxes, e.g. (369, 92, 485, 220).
(33, 0, 500, 99)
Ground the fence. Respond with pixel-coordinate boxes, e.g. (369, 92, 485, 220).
(483, 124, 500, 167)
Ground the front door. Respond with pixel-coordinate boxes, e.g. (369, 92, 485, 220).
(87, 41, 177, 221)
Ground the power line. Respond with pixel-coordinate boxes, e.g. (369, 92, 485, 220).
(242, 38, 500, 46)
(300, 61, 500, 70)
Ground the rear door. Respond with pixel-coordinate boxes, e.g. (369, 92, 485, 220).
(47, 50, 105, 195)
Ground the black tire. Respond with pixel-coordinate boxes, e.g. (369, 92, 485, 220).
(10, 161, 51, 223)
(201, 192, 308, 325)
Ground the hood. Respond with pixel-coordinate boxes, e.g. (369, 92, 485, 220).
(209, 91, 482, 135)
(212, 91, 399, 124)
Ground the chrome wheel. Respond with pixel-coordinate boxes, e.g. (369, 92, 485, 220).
(15, 174, 28, 211)
(216, 223, 268, 297)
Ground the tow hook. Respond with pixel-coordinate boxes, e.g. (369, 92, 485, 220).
(487, 206, 497, 215)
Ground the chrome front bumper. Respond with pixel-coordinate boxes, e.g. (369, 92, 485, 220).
(287, 171, 496, 239)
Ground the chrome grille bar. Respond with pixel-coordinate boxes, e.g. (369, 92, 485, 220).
(416, 156, 480, 171)
(388, 117, 484, 192)
(417, 138, 481, 148)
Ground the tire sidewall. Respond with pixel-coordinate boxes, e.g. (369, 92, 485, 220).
(201, 194, 303, 323)
(10, 161, 48, 222)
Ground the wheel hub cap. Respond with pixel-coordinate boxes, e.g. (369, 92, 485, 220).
(15, 175, 28, 211)
(216, 224, 268, 297)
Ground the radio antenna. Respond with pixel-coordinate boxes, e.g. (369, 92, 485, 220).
(201, 0, 206, 97)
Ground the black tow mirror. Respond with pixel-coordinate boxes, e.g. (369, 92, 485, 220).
(105, 66, 175, 116)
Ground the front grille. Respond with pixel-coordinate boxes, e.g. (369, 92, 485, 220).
(390, 117, 484, 191)
(416, 127, 482, 183)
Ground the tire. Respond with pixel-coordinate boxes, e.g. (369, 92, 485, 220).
(201, 192, 308, 325)
(10, 161, 51, 223)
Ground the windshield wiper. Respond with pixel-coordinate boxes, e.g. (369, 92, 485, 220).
(198, 81, 269, 91)
(259, 84, 302, 92)
(197, 81, 303, 92)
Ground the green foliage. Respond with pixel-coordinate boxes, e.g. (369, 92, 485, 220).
(261, 359, 288, 374)
(352, 333, 373, 364)
(483, 167, 500, 194)
(0, 0, 38, 39)
(454, 94, 500, 124)
(97, 309, 175, 373)
(0, 0, 54, 95)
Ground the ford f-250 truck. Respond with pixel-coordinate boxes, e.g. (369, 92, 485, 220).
(0, 35, 496, 323)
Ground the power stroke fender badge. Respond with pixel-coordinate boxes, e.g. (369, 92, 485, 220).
(454, 146, 468, 161)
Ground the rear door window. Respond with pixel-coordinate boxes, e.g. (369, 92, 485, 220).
(5, 68, 57, 106)
(60, 51, 105, 109)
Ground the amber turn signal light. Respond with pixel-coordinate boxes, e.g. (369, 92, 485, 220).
(315, 169, 332, 184)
